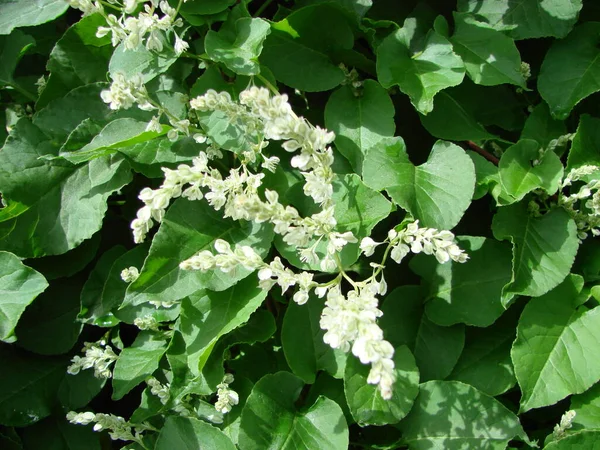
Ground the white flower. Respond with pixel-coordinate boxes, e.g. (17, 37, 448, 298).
(146, 115, 162, 133)
(67, 340, 118, 379)
(174, 34, 189, 55)
(215, 374, 239, 414)
(120, 266, 140, 283)
(360, 237, 381, 257)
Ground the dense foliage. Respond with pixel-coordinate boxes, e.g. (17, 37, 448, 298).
(2, 0, 600, 448)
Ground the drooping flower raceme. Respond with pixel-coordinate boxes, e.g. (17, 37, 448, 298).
(67, 411, 154, 444)
(67, 339, 119, 379)
(214, 373, 239, 414)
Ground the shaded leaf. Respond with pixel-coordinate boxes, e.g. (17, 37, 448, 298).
(155, 416, 235, 450)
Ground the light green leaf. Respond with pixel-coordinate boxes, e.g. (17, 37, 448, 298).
(399, 380, 527, 449)
(450, 12, 525, 87)
(492, 203, 579, 298)
(0, 251, 48, 343)
(521, 102, 567, 150)
(410, 236, 511, 327)
(377, 22, 465, 114)
(457, 0, 583, 40)
(0, 346, 66, 427)
(449, 310, 518, 396)
(567, 114, 600, 172)
(260, 4, 353, 92)
(124, 198, 273, 307)
(544, 431, 600, 449)
(15, 277, 82, 355)
(538, 22, 600, 120)
(324, 79, 395, 173)
(0, 30, 34, 85)
(498, 139, 564, 202)
(512, 274, 600, 412)
(155, 416, 236, 450)
(178, 276, 268, 376)
(112, 331, 168, 400)
(571, 382, 600, 429)
(205, 17, 271, 76)
(0, 120, 132, 258)
(109, 41, 178, 83)
(276, 173, 391, 271)
(0, 0, 68, 35)
(344, 345, 419, 426)
(238, 372, 349, 450)
(363, 138, 475, 230)
(282, 295, 347, 383)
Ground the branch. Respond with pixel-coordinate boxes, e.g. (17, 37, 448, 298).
(463, 140, 500, 166)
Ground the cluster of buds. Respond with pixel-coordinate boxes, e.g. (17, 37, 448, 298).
(146, 377, 170, 404)
(559, 165, 600, 239)
(120, 266, 140, 283)
(214, 374, 239, 414)
(67, 411, 154, 443)
(67, 340, 118, 379)
(553, 410, 576, 440)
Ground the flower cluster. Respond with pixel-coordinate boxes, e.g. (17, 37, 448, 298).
(67, 411, 153, 443)
(147, 377, 170, 404)
(67, 340, 118, 379)
(120, 266, 140, 283)
(66, 0, 189, 55)
(134, 314, 159, 331)
(360, 220, 469, 265)
(559, 165, 600, 239)
(214, 374, 239, 414)
(553, 410, 576, 440)
(101, 72, 153, 111)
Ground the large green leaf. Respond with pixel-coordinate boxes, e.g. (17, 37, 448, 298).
(363, 138, 475, 230)
(414, 316, 464, 382)
(344, 345, 419, 426)
(377, 20, 465, 114)
(0, 0, 68, 35)
(238, 372, 349, 450)
(112, 331, 168, 400)
(282, 295, 346, 383)
(109, 41, 178, 83)
(123, 198, 273, 307)
(324, 79, 395, 174)
(544, 431, 600, 449)
(155, 416, 236, 450)
(450, 13, 525, 87)
(205, 17, 271, 76)
(260, 4, 353, 91)
(521, 102, 567, 150)
(276, 173, 391, 271)
(398, 380, 527, 449)
(498, 139, 564, 202)
(178, 276, 268, 376)
(538, 22, 600, 120)
(457, 0, 583, 40)
(0, 251, 48, 343)
(410, 236, 511, 327)
(449, 310, 518, 396)
(0, 345, 66, 427)
(567, 114, 600, 172)
(0, 30, 34, 86)
(512, 275, 600, 412)
(492, 203, 579, 298)
(0, 120, 132, 258)
(571, 383, 600, 429)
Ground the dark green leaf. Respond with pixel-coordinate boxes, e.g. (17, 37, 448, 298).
(20, 417, 101, 450)
(414, 316, 464, 381)
(567, 114, 600, 172)
(0, 30, 34, 85)
(521, 102, 567, 150)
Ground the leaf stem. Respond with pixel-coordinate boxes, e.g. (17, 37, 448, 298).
(255, 0, 275, 17)
(256, 74, 279, 96)
(5, 82, 36, 102)
(463, 140, 500, 165)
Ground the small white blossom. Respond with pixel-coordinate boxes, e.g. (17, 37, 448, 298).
(67, 340, 118, 379)
(120, 266, 139, 283)
(215, 374, 239, 414)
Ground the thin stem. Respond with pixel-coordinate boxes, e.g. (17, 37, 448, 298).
(5, 82, 36, 102)
(256, 74, 279, 96)
(463, 140, 500, 165)
(255, 0, 275, 17)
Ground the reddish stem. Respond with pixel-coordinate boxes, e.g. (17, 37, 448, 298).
(463, 140, 500, 166)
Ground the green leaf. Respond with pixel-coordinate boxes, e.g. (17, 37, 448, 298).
(344, 345, 419, 426)
(282, 295, 347, 383)
(457, 0, 583, 40)
(124, 198, 273, 307)
(178, 276, 268, 376)
(571, 382, 600, 429)
(538, 22, 600, 120)
(179, 0, 235, 15)
(238, 372, 349, 450)
(521, 102, 567, 150)
(276, 173, 391, 271)
(324, 80, 395, 174)
(512, 274, 600, 412)
(450, 13, 525, 87)
(398, 380, 527, 449)
(379, 286, 424, 350)
(0, 120, 132, 258)
(58, 368, 105, 411)
(363, 138, 475, 230)
(492, 203, 579, 298)
(567, 114, 600, 172)
(543, 431, 600, 449)
(498, 139, 564, 202)
(205, 17, 271, 76)
(260, 4, 353, 92)
(14, 277, 82, 355)
(376, 20, 465, 114)
(19, 417, 101, 450)
(112, 331, 168, 400)
(409, 236, 511, 327)
(0, 251, 48, 343)
(449, 310, 518, 396)
(109, 41, 178, 83)
(0, 0, 68, 35)
(155, 416, 236, 450)
(414, 316, 464, 382)
(0, 30, 34, 85)
(0, 345, 66, 427)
